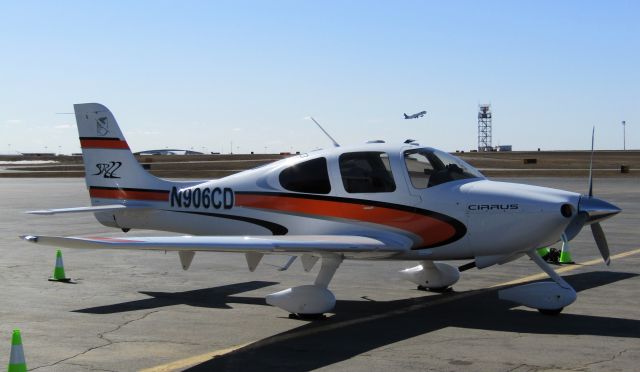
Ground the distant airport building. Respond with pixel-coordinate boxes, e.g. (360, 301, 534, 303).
(134, 149, 204, 156)
(19, 152, 57, 157)
(496, 145, 512, 152)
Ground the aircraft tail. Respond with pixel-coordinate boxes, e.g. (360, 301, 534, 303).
(74, 103, 172, 205)
(403, 113, 409, 119)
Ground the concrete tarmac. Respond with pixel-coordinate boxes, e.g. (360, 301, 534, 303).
(0, 177, 638, 371)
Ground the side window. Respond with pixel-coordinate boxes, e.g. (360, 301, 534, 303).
(404, 148, 483, 188)
(404, 151, 433, 189)
(279, 157, 331, 194)
(339, 152, 396, 193)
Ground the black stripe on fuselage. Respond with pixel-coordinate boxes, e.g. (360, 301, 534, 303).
(164, 210, 288, 236)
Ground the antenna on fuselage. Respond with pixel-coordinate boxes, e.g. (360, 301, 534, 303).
(306, 116, 340, 147)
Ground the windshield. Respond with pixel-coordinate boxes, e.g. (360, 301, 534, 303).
(404, 148, 484, 188)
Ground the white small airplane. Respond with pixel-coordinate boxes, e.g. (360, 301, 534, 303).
(404, 111, 427, 119)
(22, 103, 621, 318)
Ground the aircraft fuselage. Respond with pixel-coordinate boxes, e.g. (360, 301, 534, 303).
(92, 144, 579, 262)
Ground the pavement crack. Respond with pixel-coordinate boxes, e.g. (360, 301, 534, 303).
(111, 339, 201, 346)
(506, 364, 541, 372)
(65, 362, 118, 372)
(577, 348, 631, 369)
(30, 310, 161, 371)
(98, 309, 162, 344)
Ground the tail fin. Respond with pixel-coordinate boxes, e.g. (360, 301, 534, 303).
(74, 103, 170, 205)
(403, 113, 409, 119)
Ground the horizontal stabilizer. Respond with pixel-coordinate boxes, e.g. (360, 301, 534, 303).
(26, 204, 149, 215)
(20, 235, 402, 254)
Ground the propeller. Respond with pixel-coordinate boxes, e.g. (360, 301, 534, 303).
(561, 127, 620, 266)
(591, 222, 611, 265)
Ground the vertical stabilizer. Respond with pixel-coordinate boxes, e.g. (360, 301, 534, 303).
(74, 103, 170, 205)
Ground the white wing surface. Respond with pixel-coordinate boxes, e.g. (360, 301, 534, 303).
(21, 235, 405, 254)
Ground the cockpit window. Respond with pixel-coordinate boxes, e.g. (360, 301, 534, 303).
(404, 148, 483, 188)
(279, 157, 331, 194)
(339, 152, 396, 193)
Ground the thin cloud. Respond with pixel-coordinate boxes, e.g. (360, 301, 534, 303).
(54, 124, 74, 129)
(5, 119, 22, 124)
(131, 130, 161, 135)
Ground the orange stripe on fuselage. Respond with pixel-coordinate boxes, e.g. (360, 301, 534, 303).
(235, 194, 456, 247)
(80, 138, 130, 149)
(89, 188, 168, 201)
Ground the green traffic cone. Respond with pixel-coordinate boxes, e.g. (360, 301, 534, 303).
(49, 249, 71, 282)
(559, 248, 575, 264)
(8, 329, 27, 372)
(558, 238, 575, 264)
(537, 247, 550, 259)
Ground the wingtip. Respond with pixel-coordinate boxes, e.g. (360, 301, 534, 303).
(26, 210, 53, 215)
(20, 235, 39, 242)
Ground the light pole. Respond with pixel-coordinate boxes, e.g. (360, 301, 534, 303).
(622, 121, 626, 150)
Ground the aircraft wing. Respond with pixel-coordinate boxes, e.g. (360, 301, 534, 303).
(20, 235, 405, 254)
(26, 204, 148, 215)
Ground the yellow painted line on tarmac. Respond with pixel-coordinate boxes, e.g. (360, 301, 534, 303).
(139, 342, 252, 372)
(142, 247, 640, 372)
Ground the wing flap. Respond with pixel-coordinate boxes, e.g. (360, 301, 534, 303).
(21, 235, 405, 254)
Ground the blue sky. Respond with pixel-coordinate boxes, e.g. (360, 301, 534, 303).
(1, 1, 638, 154)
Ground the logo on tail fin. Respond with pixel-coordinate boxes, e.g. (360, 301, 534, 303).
(93, 161, 122, 178)
(96, 117, 109, 136)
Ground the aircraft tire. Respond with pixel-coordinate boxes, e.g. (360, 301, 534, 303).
(417, 285, 452, 293)
(288, 313, 327, 320)
(538, 307, 563, 315)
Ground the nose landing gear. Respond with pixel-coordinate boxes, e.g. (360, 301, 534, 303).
(498, 251, 576, 315)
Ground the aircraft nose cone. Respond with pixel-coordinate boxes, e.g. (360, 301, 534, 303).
(579, 196, 622, 223)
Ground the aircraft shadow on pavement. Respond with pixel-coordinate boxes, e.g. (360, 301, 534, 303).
(182, 271, 639, 372)
(73, 280, 278, 314)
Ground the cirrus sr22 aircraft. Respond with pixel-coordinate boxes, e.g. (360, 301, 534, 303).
(22, 103, 621, 318)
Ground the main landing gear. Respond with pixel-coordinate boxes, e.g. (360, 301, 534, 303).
(400, 260, 460, 292)
(498, 251, 576, 315)
(265, 255, 342, 319)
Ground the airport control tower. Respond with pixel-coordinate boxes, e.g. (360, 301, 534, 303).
(478, 104, 492, 152)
